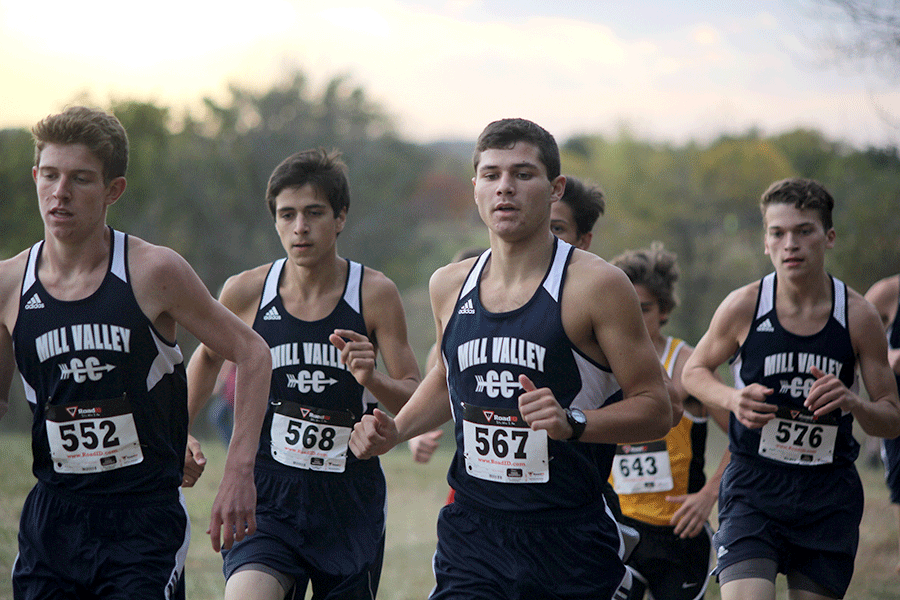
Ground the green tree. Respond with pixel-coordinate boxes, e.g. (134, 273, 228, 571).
(0, 129, 43, 258)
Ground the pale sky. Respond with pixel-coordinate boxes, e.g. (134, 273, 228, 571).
(1, 0, 898, 147)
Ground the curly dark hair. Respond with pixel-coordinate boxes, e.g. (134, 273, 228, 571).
(611, 242, 679, 323)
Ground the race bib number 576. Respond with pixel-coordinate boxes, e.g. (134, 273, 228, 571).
(758, 406, 838, 465)
(462, 403, 548, 483)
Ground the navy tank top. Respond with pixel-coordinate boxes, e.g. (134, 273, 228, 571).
(889, 277, 900, 391)
(252, 258, 378, 475)
(13, 229, 187, 496)
(730, 273, 859, 467)
(442, 238, 623, 513)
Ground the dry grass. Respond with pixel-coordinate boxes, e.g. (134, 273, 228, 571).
(0, 430, 898, 599)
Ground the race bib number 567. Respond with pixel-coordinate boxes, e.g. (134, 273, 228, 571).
(462, 403, 548, 483)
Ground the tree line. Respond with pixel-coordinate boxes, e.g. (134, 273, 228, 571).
(1, 71, 898, 430)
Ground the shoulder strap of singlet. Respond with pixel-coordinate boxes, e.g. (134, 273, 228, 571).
(891, 277, 900, 348)
(756, 272, 776, 320)
(344, 260, 363, 315)
(831, 275, 847, 329)
(260, 258, 286, 310)
(459, 249, 492, 300)
(21, 240, 43, 298)
(542, 238, 573, 303)
(111, 229, 127, 283)
(660, 336, 685, 378)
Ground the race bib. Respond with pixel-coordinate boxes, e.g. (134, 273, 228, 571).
(270, 402, 353, 473)
(45, 395, 143, 474)
(462, 403, 548, 483)
(611, 440, 674, 494)
(758, 406, 838, 465)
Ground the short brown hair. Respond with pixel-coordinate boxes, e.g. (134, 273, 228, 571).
(760, 177, 834, 231)
(266, 148, 350, 219)
(473, 118, 560, 180)
(32, 106, 128, 183)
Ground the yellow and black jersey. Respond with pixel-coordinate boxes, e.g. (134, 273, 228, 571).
(610, 337, 708, 526)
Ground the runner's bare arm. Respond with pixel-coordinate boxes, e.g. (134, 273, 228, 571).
(864, 275, 900, 375)
(131, 241, 271, 552)
(568, 257, 671, 443)
(349, 263, 461, 459)
(683, 284, 777, 429)
(806, 293, 900, 438)
(331, 269, 420, 415)
(0, 254, 27, 422)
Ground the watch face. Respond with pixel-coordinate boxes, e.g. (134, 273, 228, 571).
(571, 409, 586, 423)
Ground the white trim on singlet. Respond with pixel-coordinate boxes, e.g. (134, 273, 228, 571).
(259, 258, 286, 310)
(833, 278, 847, 328)
(344, 261, 362, 315)
(111, 229, 127, 282)
(542, 239, 571, 302)
(660, 336, 686, 379)
(460, 249, 492, 300)
(757, 273, 775, 319)
(22, 241, 41, 297)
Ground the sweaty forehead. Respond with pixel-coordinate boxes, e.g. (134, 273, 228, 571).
(275, 183, 327, 209)
(37, 143, 103, 172)
(477, 143, 544, 172)
(763, 204, 823, 229)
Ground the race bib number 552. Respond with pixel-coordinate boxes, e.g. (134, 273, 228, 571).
(45, 395, 143, 474)
(462, 403, 548, 483)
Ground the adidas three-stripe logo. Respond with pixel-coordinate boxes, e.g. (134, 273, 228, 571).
(458, 299, 475, 315)
(756, 318, 774, 333)
(24, 293, 44, 310)
(263, 306, 281, 320)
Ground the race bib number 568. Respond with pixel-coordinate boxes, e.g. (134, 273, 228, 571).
(270, 402, 353, 472)
(462, 403, 548, 483)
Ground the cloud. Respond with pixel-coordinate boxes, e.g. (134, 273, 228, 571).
(0, 0, 897, 148)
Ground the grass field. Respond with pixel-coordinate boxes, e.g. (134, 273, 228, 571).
(1, 429, 899, 599)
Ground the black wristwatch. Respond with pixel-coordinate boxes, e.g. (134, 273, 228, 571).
(565, 408, 587, 441)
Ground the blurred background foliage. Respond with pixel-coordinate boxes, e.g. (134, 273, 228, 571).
(2, 70, 899, 431)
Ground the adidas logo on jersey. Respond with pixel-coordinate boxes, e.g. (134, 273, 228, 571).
(263, 307, 281, 321)
(24, 293, 44, 310)
(756, 319, 774, 333)
(458, 299, 475, 315)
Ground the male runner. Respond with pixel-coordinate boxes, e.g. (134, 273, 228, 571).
(350, 118, 671, 599)
(864, 273, 900, 574)
(184, 147, 420, 600)
(610, 242, 730, 600)
(683, 177, 900, 599)
(0, 106, 271, 599)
